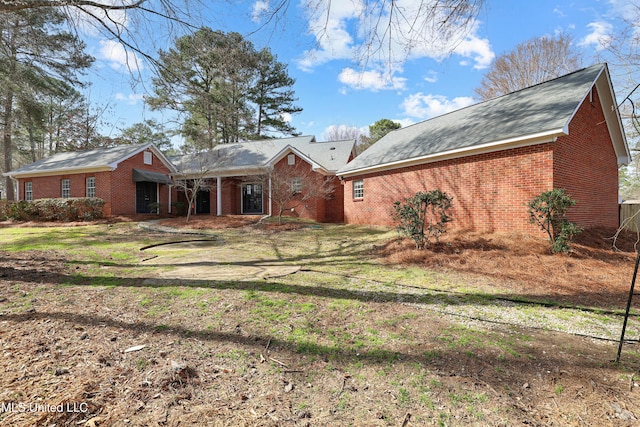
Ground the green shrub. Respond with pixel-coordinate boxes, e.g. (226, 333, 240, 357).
(0, 198, 104, 222)
(392, 190, 453, 249)
(171, 201, 186, 216)
(527, 189, 582, 253)
(1, 200, 37, 220)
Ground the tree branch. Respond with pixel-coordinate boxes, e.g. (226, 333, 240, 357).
(0, 0, 147, 13)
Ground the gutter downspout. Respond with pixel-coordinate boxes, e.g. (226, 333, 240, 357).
(9, 176, 18, 201)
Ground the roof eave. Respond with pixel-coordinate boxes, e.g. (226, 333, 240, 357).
(3, 165, 113, 179)
(338, 130, 563, 178)
(597, 65, 631, 165)
(266, 145, 325, 170)
(110, 143, 178, 173)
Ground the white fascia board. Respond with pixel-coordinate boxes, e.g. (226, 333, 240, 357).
(597, 68, 631, 165)
(267, 145, 324, 171)
(338, 130, 563, 178)
(173, 166, 270, 180)
(108, 143, 177, 173)
(4, 165, 113, 178)
(107, 143, 152, 170)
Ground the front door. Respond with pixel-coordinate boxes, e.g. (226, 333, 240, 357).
(136, 181, 157, 213)
(196, 189, 210, 214)
(242, 183, 263, 214)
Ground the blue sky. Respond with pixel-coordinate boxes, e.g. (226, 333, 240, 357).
(80, 0, 634, 146)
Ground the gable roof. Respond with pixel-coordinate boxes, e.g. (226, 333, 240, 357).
(171, 136, 356, 177)
(4, 143, 176, 178)
(338, 63, 630, 177)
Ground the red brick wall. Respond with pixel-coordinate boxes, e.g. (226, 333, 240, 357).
(324, 176, 345, 223)
(343, 89, 621, 233)
(16, 148, 173, 217)
(268, 154, 341, 222)
(105, 149, 173, 215)
(343, 144, 555, 232)
(552, 87, 619, 228)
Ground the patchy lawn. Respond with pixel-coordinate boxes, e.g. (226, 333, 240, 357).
(1, 218, 640, 426)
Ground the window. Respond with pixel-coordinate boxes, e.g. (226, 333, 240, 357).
(61, 179, 70, 198)
(144, 151, 153, 165)
(86, 177, 96, 198)
(291, 177, 302, 194)
(25, 182, 32, 201)
(287, 154, 295, 165)
(353, 179, 364, 199)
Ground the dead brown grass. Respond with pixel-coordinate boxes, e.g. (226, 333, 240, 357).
(378, 227, 638, 309)
(1, 222, 640, 425)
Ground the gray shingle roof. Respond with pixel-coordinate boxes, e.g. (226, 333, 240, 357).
(6, 143, 153, 176)
(338, 63, 614, 176)
(171, 136, 355, 176)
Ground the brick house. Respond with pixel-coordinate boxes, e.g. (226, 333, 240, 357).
(337, 64, 630, 232)
(4, 137, 355, 222)
(171, 136, 356, 222)
(4, 143, 176, 216)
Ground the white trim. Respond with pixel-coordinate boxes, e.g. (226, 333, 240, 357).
(156, 183, 160, 214)
(268, 175, 272, 216)
(7, 166, 112, 179)
(267, 145, 331, 174)
(339, 130, 562, 178)
(216, 176, 222, 216)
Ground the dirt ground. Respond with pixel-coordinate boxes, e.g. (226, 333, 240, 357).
(1, 216, 640, 426)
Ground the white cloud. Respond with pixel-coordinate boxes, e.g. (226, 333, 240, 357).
(423, 70, 438, 83)
(401, 93, 475, 119)
(579, 21, 613, 51)
(115, 93, 144, 105)
(296, 0, 494, 74)
(553, 6, 566, 18)
(450, 34, 495, 69)
(68, 0, 129, 37)
(338, 68, 407, 91)
(297, 0, 360, 71)
(99, 40, 143, 72)
(251, 0, 269, 23)
(280, 112, 292, 123)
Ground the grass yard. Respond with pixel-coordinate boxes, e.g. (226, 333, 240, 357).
(1, 216, 640, 426)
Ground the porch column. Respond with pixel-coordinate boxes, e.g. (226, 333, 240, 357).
(216, 176, 222, 216)
(268, 174, 272, 216)
(168, 185, 172, 214)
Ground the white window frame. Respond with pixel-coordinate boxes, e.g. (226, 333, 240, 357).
(25, 182, 32, 202)
(291, 177, 302, 194)
(144, 151, 153, 165)
(353, 179, 364, 199)
(287, 154, 295, 165)
(61, 179, 70, 199)
(86, 177, 96, 198)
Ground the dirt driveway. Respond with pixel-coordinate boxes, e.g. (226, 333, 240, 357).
(139, 239, 302, 283)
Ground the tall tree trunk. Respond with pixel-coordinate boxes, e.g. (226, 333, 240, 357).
(3, 90, 14, 200)
(28, 125, 36, 163)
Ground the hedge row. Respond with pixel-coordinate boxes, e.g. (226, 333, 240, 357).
(0, 198, 105, 222)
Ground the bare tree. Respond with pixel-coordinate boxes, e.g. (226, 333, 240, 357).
(266, 162, 335, 225)
(324, 125, 364, 144)
(475, 33, 582, 100)
(261, 0, 485, 67)
(4, 1, 485, 71)
(0, 1, 201, 79)
(171, 149, 215, 222)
